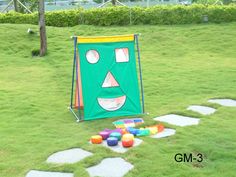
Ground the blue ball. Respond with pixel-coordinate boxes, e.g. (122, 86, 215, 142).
(107, 137, 118, 146)
(127, 127, 140, 136)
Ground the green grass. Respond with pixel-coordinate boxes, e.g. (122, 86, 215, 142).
(0, 23, 236, 177)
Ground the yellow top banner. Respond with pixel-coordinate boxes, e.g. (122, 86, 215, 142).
(77, 34, 134, 43)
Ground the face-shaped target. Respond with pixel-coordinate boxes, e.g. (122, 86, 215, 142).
(77, 35, 142, 120)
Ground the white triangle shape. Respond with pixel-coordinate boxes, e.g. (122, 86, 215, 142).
(102, 72, 119, 88)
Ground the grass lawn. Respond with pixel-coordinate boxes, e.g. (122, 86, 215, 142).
(0, 23, 236, 177)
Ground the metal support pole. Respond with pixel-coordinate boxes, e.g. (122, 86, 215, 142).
(135, 34, 145, 114)
(70, 37, 77, 108)
(116, 0, 126, 6)
(147, 0, 150, 7)
(69, 107, 80, 121)
(1, 0, 32, 13)
(1, 0, 13, 13)
(98, 0, 126, 7)
(97, 0, 111, 7)
(16, 0, 32, 13)
(75, 38, 82, 121)
(69, 37, 81, 122)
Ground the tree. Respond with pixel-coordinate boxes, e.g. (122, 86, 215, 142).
(38, 0, 47, 56)
(111, 0, 116, 5)
(13, 0, 19, 12)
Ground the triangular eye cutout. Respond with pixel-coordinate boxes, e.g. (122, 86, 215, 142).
(102, 72, 119, 88)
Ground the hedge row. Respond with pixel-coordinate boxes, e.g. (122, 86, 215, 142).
(0, 5, 236, 26)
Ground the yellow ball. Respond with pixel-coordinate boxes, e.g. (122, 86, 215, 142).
(146, 127, 158, 135)
(122, 133, 134, 141)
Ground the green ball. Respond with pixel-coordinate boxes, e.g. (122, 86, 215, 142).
(109, 132, 122, 141)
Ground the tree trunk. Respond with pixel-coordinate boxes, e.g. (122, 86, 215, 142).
(38, 0, 47, 57)
(13, 0, 19, 12)
(111, 0, 116, 5)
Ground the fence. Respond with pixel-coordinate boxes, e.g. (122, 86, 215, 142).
(0, 0, 192, 12)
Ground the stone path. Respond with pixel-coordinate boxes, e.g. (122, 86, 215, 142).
(26, 98, 236, 177)
(86, 157, 133, 177)
(187, 105, 216, 115)
(154, 114, 200, 126)
(208, 99, 236, 107)
(47, 148, 93, 164)
(26, 170, 74, 177)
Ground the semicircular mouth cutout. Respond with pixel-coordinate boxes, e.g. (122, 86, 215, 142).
(102, 72, 119, 88)
(98, 95, 126, 111)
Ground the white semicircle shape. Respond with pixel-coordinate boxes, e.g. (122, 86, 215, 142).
(98, 95, 126, 111)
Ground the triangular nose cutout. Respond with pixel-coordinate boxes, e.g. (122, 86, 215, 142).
(102, 72, 119, 88)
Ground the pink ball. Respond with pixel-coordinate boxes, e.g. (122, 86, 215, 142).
(99, 131, 110, 140)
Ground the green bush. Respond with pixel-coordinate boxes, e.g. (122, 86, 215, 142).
(0, 12, 38, 24)
(46, 9, 83, 27)
(207, 5, 236, 23)
(0, 5, 236, 26)
(82, 7, 131, 25)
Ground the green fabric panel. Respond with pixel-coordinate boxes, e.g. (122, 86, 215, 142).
(78, 41, 141, 120)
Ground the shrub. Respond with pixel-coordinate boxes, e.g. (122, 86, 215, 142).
(82, 7, 131, 26)
(0, 12, 37, 24)
(0, 5, 236, 26)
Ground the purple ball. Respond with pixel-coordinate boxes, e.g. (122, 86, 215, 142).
(99, 131, 110, 140)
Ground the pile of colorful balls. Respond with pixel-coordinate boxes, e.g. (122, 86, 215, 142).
(113, 118, 144, 128)
(90, 124, 164, 148)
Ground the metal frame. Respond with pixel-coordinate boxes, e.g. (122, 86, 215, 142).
(134, 34, 145, 114)
(69, 34, 145, 122)
(75, 39, 82, 121)
(69, 37, 82, 122)
(1, 0, 32, 13)
(97, 0, 126, 8)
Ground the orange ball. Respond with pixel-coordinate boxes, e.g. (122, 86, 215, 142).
(122, 139, 134, 148)
(91, 135, 103, 144)
(121, 129, 129, 135)
(157, 124, 164, 132)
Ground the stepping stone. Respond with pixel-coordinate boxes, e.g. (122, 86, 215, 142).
(26, 170, 73, 177)
(101, 138, 143, 153)
(154, 114, 200, 127)
(46, 148, 93, 164)
(187, 105, 216, 115)
(208, 99, 236, 107)
(150, 128, 176, 138)
(86, 157, 133, 177)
